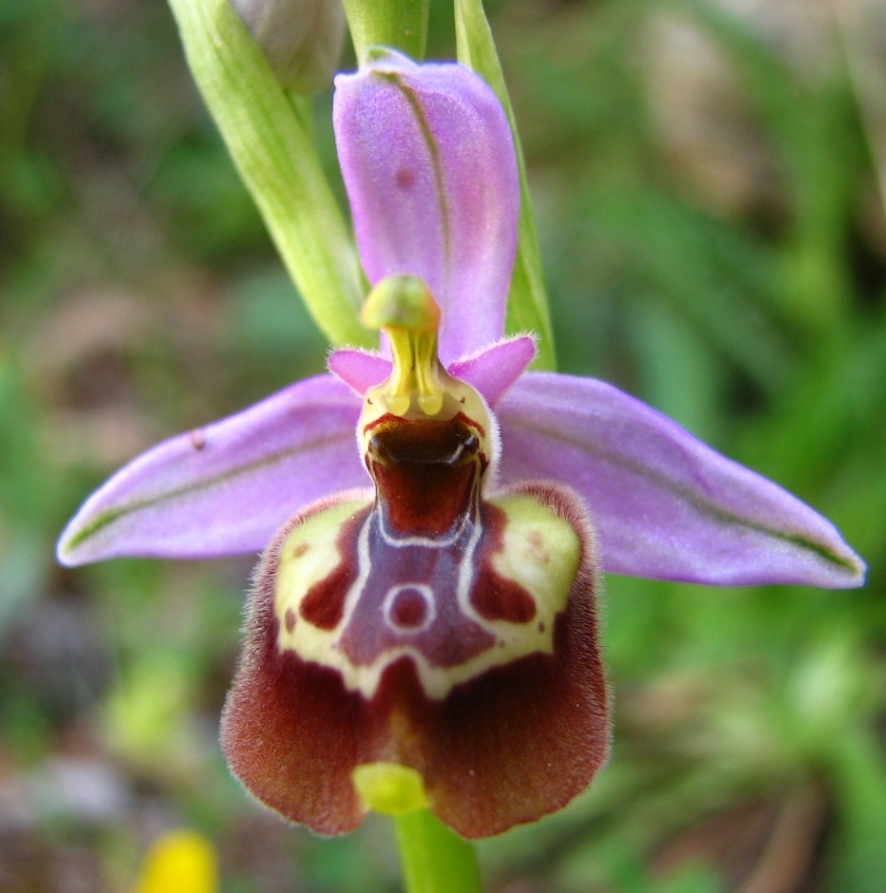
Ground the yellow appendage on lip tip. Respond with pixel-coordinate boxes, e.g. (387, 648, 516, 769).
(352, 762, 430, 815)
(361, 276, 447, 418)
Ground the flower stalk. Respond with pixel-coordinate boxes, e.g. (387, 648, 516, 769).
(395, 809, 483, 893)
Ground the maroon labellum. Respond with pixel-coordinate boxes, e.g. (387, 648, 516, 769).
(220, 279, 609, 837)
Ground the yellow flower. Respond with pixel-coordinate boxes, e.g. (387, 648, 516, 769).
(132, 830, 217, 893)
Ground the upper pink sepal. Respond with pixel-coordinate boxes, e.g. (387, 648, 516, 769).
(333, 49, 519, 364)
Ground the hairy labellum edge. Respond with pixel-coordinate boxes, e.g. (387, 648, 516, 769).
(220, 482, 609, 838)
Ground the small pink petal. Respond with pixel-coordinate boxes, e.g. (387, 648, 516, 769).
(334, 50, 519, 363)
(328, 348, 391, 394)
(329, 336, 535, 409)
(449, 336, 536, 407)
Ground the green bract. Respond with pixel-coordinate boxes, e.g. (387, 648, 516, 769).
(167, 0, 370, 347)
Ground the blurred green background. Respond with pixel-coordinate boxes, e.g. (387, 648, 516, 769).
(1, 0, 885, 890)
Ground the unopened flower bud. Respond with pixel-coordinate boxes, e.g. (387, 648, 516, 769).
(231, 0, 346, 93)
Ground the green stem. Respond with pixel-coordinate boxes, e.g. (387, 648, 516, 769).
(166, 0, 370, 348)
(394, 810, 483, 893)
(454, 0, 556, 370)
(341, 0, 429, 63)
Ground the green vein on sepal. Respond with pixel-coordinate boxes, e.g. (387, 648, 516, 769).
(59, 431, 355, 562)
(166, 0, 371, 348)
(454, 0, 556, 371)
(510, 416, 865, 582)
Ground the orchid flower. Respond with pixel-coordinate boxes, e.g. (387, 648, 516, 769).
(57, 50, 864, 839)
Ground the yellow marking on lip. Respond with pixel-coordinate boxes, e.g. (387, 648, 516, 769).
(273, 491, 581, 702)
(488, 494, 580, 624)
(275, 498, 369, 658)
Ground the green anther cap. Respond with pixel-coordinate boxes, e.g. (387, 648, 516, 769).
(361, 275, 440, 333)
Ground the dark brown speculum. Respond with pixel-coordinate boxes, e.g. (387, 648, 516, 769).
(364, 411, 486, 538)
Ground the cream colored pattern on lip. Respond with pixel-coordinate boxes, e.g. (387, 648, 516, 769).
(274, 492, 581, 701)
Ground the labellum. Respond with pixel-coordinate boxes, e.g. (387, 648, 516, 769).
(221, 277, 610, 838)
